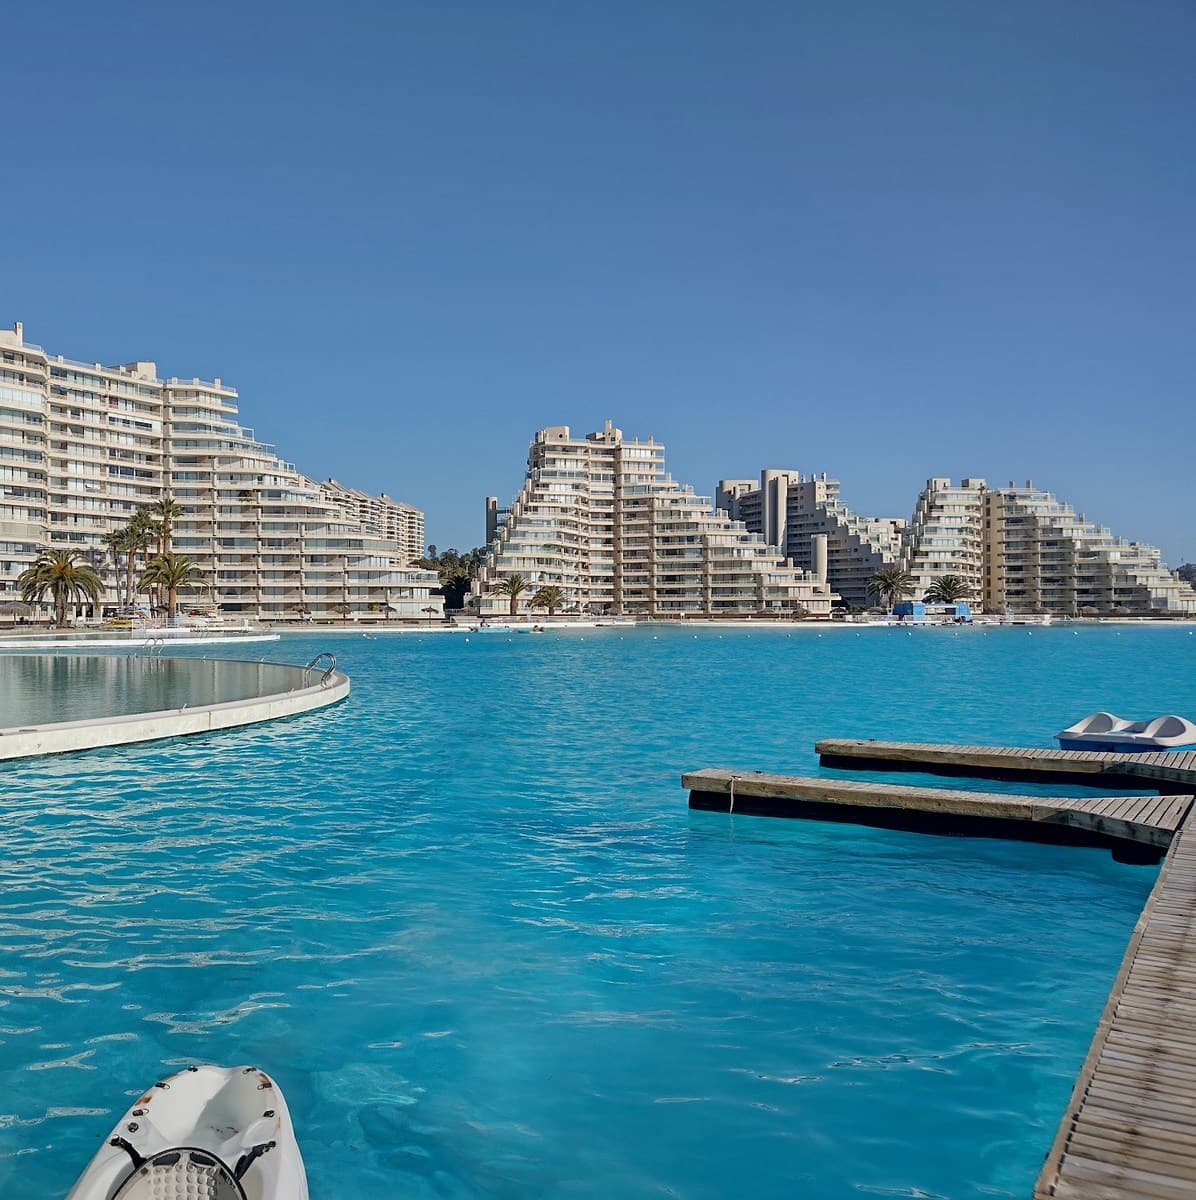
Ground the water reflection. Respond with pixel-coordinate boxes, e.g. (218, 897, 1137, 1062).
(0, 655, 301, 727)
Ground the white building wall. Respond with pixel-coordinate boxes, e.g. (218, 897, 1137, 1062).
(0, 322, 436, 621)
(479, 423, 834, 618)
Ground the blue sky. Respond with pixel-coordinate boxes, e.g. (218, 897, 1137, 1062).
(3, 1, 1193, 562)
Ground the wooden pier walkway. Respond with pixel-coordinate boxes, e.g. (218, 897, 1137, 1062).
(683, 768, 1191, 860)
(1034, 824, 1196, 1199)
(684, 747, 1196, 1198)
(816, 738, 1196, 794)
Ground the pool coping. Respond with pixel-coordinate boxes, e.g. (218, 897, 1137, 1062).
(0, 661, 349, 761)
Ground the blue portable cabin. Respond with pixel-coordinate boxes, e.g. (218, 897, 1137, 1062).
(893, 600, 972, 623)
(893, 601, 926, 621)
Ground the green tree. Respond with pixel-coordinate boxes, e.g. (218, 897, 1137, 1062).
(924, 575, 972, 603)
(1178, 563, 1196, 586)
(530, 585, 566, 616)
(148, 495, 185, 555)
(124, 509, 158, 609)
(439, 567, 472, 610)
(18, 549, 103, 626)
(868, 566, 915, 610)
(139, 553, 199, 619)
(100, 529, 125, 605)
(416, 546, 487, 610)
(496, 574, 528, 617)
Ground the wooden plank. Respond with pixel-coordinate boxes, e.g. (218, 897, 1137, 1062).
(1037, 828, 1196, 1200)
(1048, 1152, 1196, 1200)
(1079, 1102, 1196, 1141)
(814, 738, 1196, 791)
(1066, 1128, 1196, 1176)
(684, 770, 1182, 842)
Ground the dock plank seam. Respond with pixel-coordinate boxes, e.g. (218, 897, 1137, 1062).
(1034, 827, 1196, 1199)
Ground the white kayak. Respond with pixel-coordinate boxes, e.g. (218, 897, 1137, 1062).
(66, 1064, 308, 1200)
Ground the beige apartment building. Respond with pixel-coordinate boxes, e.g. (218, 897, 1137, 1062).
(710, 462, 1195, 616)
(477, 422, 835, 618)
(982, 482, 1196, 616)
(899, 477, 1196, 616)
(899, 477, 988, 602)
(0, 322, 440, 622)
(320, 479, 424, 568)
(716, 471, 904, 608)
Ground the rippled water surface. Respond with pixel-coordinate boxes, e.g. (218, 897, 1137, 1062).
(2, 624, 1194, 1198)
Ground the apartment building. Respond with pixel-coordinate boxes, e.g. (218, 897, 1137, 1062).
(0, 322, 439, 621)
(712, 464, 1196, 616)
(983, 483, 1196, 616)
(476, 422, 835, 618)
(897, 477, 1196, 616)
(899, 477, 988, 602)
(716, 471, 904, 607)
(320, 479, 425, 567)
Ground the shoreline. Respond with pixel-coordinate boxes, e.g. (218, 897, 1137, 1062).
(1, 615, 1194, 648)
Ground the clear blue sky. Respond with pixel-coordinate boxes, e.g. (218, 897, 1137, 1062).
(3, 1, 1193, 562)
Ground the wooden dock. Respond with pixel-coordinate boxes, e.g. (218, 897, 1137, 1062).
(816, 738, 1196, 794)
(684, 749, 1196, 1198)
(1034, 824, 1196, 1199)
(683, 768, 1191, 862)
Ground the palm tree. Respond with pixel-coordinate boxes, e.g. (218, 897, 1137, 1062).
(113, 526, 138, 609)
(148, 495, 185, 555)
(100, 529, 125, 605)
(924, 575, 972, 604)
(869, 566, 915, 611)
(121, 509, 158, 610)
(530, 585, 566, 617)
(139, 553, 199, 619)
(496, 574, 528, 618)
(439, 566, 472, 611)
(18, 550, 103, 626)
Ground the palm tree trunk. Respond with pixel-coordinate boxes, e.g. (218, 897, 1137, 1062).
(55, 590, 66, 627)
(168, 584, 177, 619)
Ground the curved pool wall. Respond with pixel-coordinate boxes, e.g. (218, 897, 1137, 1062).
(0, 654, 348, 761)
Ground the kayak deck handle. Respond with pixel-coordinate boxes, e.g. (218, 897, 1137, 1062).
(234, 1140, 276, 1180)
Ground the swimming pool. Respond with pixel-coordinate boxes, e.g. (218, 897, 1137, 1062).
(0, 654, 306, 727)
(1, 624, 1192, 1198)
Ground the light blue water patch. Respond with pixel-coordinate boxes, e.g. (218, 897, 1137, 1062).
(1, 624, 1192, 1198)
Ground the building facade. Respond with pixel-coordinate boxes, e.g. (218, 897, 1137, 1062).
(983, 483, 1196, 616)
(716, 471, 905, 607)
(477, 422, 835, 618)
(320, 479, 425, 567)
(898, 477, 1196, 616)
(0, 322, 439, 621)
(712, 463, 1196, 617)
(899, 477, 988, 603)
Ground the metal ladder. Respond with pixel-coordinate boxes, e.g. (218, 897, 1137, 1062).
(304, 652, 337, 687)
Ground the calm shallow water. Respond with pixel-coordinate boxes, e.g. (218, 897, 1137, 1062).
(0, 655, 301, 726)
(1, 624, 1193, 1198)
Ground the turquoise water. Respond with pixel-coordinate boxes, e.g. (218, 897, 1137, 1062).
(0, 655, 302, 727)
(1, 624, 1193, 1198)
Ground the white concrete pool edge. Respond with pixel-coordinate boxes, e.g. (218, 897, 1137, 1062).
(0, 633, 282, 650)
(0, 668, 350, 761)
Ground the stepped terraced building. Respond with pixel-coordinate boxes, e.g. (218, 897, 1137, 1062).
(716, 467, 1195, 616)
(0, 322, 439, 621)
(477, 422, 835, 618)
(900, 477, 1196, 616)
(716, 471, 905, 608)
